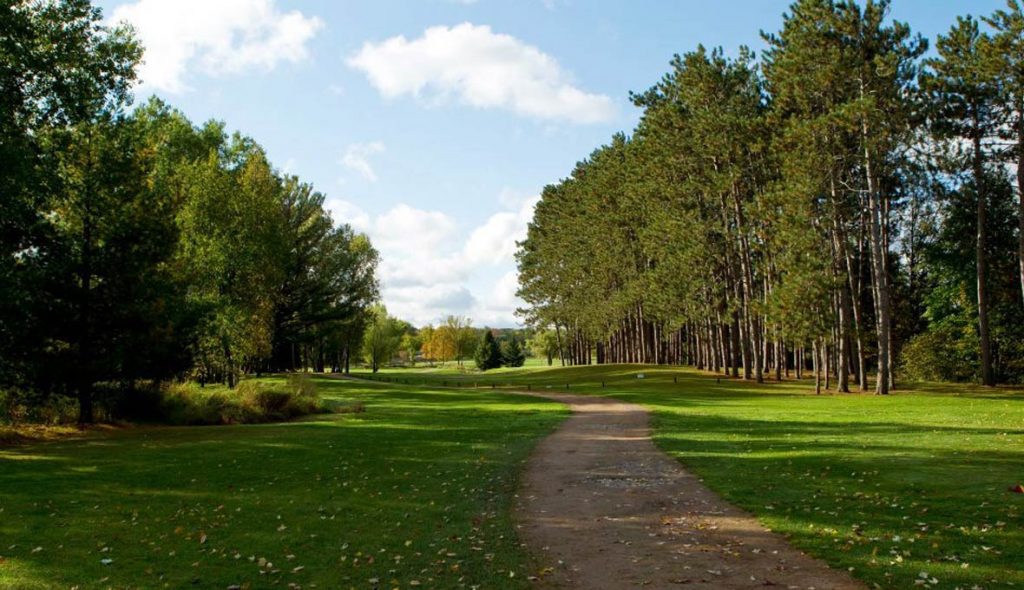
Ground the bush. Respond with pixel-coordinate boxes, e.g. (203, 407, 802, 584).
(2, 375, 334, 429)
(1, 389, 77, 426)
(158, 376, 330, 425)
(901, 322, 979, 382)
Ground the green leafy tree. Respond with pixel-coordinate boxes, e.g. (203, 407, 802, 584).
(401, 332, 422, 366)
(0, 0, 140, 404)
(528, 330, 560, 366)
(43, 116, 181, 422)
(443, 315, 476, 367)
(362, 305, 402, 373)
(176, 143, 286, 386)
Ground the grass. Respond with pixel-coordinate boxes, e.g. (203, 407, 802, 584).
(0, 375, 566, 590)
(360, 363, 1024, 590)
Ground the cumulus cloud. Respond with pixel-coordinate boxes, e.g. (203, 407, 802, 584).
(110, 0, 323, 93)
(373, 204, 456, 253)
(346, 23, 615, 123)
(463, 194, 538, 265)
(330, 191, 538, 326)
(386, 284, 478, 325)
(471, 270, 523, 324)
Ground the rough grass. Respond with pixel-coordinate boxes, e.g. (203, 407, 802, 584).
(363, 364, 1024, 590)
(0, 376, 566, 589)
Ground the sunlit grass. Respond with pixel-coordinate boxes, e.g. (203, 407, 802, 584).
(0, 376, 566, 589)
(363, 363, 1024, 590)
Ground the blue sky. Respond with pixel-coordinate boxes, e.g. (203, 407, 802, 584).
(97, 0, 1005, 327)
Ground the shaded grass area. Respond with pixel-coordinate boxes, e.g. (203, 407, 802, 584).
(0, 376, 566, 589)
(363, 364, 1024, 590)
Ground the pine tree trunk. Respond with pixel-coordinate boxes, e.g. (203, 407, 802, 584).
(855, 213, 869, 390)
(813, 340, 821, 395)
(776, 340, 783, 381)
(974, 129, 995, 386)
(831, 224, 851, 393)
(731, 313, 741, 377)
(882, 184, 896, 390)
(555, 323, 565, 367)
(1018, 109, 1024, 312)
(824, 341, 831, 391)
(861, 111, 891, 396)
(78, 213, 95, 424)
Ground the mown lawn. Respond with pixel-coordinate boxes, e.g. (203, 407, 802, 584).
(0, 376, 566, 590)
(364, 364, 1024, 590)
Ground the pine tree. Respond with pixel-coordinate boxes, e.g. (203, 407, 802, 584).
(475, 330, 502, 371)
(984, 1, 1024, 311)
(922, 16, 1002, 386)
(501, 337, 526, 368)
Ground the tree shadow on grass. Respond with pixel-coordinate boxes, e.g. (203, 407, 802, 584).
(0, 383, 565, 590)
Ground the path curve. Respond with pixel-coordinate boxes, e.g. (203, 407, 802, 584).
(514, 392, 865, 590)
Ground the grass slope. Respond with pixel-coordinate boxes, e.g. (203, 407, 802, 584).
(363, 363, 1024, 590)
(0, 376, 565, 589)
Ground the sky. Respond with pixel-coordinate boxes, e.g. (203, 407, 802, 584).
(96, 0, 1006, 327)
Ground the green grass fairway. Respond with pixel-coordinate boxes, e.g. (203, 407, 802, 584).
(0, 376, 566, 589)
(361, 364, 1024, 590)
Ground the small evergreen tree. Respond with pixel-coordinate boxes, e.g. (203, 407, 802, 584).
(501, 337, 526, 367)
(474, 330, 502, 371)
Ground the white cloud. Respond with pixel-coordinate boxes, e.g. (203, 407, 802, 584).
(110, 0, 323, 93)
(373, 204, 455, 252)
(471, 270, 523, 324)
(346, 23, 615, 124)
(329, 192, 537, 326)
(386, 284, 477, 326)
(323, 197, 371, 232)
(463, 194, 538, 265)
(341, 141, 386, 182)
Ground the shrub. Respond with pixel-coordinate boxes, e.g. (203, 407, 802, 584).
(2, 375, 334, 429)
(0, 390, 27, 425)
(901, 322, 979, 382)
(1, 390, 77, 426)
(158, 376, 330, 425)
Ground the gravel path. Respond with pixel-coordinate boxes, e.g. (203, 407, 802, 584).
(514, 392, 865, 590)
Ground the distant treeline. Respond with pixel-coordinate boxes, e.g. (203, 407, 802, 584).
(1, 1, 378, 423)
(517, 0, 1024, 390)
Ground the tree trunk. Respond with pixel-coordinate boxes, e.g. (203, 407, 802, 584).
(813, 340, 822, 395)
(861, 110, 891, 396)
(830, 211, 851, 393)
(1018, 109, 1024, 311)
(78, 206, 94, 424)
(1018, 109, 1024, 312)
(974, 128, 995, 386)
(555, 323, 566, 367)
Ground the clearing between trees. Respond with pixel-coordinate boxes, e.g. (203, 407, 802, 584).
(1, 366, 1022, 589)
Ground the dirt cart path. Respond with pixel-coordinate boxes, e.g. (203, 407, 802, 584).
(514, 392, 865, 590)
